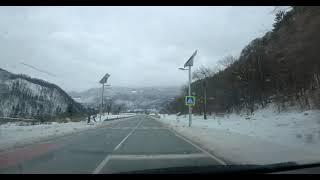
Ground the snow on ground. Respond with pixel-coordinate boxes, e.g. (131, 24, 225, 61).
(0, 113, 135, 151)
(157, 104, 320, 165)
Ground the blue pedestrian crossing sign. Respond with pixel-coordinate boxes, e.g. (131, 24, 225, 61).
(185, 96, 195, 106)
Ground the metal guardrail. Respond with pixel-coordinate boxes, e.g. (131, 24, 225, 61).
(0, 117, 42, 126)
(0, 117, 37, 121)
(0, 117, 38, 125)
(103, 115, 136, 122)
(0, 115, 136, 126)
(149, 114, 161, 119)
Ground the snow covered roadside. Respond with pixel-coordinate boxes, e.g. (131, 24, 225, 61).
(156, 105, 320, 165)
(0, 114, 135, 151)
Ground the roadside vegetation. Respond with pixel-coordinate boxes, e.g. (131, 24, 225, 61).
(162, 6, 320, 115)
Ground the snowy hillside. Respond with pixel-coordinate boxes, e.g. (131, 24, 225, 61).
(0, 68, 85, 120)
(157, 104, 320, 165)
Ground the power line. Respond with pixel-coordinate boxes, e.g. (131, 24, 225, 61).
(19, 62, 104, 90)
(20, 62, 57, 77)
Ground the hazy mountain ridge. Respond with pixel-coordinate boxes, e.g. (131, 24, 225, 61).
(68, 86, 181, 111)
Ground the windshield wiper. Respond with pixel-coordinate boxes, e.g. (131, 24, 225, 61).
(119, 162, 320, 174)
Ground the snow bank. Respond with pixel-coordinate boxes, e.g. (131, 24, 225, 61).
(0, 114, 135, 151)
(157, 105, 320, 165)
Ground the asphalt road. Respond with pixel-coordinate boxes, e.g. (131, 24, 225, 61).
(0, 115, 226, 174)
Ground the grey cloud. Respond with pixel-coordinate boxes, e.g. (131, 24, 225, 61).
(0, 6, 275, 92)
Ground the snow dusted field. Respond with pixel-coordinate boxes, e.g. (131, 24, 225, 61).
(157, 105, 320, 165)
(0, 113, 135, 151)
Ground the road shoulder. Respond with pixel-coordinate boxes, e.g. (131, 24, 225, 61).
(149, 116, 231, 165)
(152, 116, 320, 165)
(0, 116, 136, 152)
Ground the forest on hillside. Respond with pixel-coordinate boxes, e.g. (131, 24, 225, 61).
(162, 6, 320, 115)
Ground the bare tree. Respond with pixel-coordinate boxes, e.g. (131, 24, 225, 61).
(181, 84, 189, 95)
(118, 103, 126, 114)
(192, 65, 215, 120)
(192, 66, 214, 80)
(270, 6, 292, 15)
(217, 55, 237, 70)
(106, 99, 113, 115)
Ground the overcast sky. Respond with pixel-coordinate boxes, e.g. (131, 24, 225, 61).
(0, 6, 275, 92)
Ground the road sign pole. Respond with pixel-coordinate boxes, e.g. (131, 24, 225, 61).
(180, 50, 197, 127)
(188, 66, 192, 127)
(99, 73, 110, 122)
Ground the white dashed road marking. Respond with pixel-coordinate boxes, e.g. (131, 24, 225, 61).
(93, 119, 143, 174)
(114, 120, 143, 151)
(92, 156, 112, 174)
(93, 115, 227, 174)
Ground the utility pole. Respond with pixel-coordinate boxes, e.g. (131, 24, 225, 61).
(100, 83, 105, 121)
(99, 73, 110, 121)
(188, 66, 192, 127)
(179, 50, 197, 127)
(203, 80, 207, 120)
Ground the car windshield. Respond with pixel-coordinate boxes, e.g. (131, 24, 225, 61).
(1, 6, 320, 174)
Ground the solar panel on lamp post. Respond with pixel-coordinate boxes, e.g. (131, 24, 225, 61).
(179, 50, 197, 127)
(99, 73, 110, 121)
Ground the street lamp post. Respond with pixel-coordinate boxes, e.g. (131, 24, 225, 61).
(178, 67, 191, 126)
(188, 66, 192, 127)
(179, 50, 197, 127)
(99, 73, 110, 121)
(101, 83, 104, 119)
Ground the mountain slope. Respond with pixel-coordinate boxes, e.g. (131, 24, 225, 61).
(166, 6, 320, 115)
(0, 68, 85, 119)
(69, 86, 181, 112)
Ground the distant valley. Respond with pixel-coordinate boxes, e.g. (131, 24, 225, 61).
(68, 86, 181, 113)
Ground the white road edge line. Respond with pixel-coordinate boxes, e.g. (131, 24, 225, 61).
(92, 118, 143, 174)
(149, 116, 227, 165)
